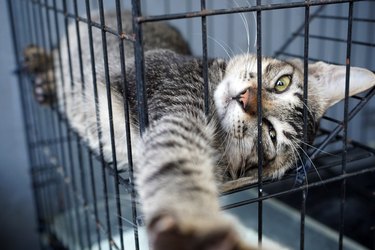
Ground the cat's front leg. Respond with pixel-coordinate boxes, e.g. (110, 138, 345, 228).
(135, 114, 256, 250)
(23, 45, 56, 105)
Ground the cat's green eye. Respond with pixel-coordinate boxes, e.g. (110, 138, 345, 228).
(274, 75, 291, 93)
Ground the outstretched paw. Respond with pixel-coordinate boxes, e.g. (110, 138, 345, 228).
(23, 45, 53, 74)
(148, 215, 256, 250)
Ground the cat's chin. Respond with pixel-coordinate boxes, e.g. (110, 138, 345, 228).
(219, 176, 259, 193)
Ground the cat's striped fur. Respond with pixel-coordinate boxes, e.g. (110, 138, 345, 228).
(24, 10, 375, 250)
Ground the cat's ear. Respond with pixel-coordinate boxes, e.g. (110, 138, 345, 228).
(289, 59, 375, 117)
(210, 58, 227, 80)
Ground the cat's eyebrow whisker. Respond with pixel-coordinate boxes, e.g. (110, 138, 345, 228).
(206, 35, 234, 59)
(233, 0, 250, 69)
(245, 0, 257, 49)
(233, 0, 250, 47)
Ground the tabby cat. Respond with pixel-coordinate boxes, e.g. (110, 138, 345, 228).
(24, 10, 375, 250)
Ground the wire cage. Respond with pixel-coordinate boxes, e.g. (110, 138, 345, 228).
(6, 0, 375, 249)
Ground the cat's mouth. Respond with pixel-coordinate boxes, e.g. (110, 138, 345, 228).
(232, 88, 278, 148)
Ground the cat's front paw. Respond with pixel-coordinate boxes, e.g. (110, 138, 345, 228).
(33, 71, 56, 105)
(23, 45, 56, 105)
(148, 214, 257, 250)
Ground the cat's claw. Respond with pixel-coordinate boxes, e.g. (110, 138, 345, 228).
(148, 215, 257, 250)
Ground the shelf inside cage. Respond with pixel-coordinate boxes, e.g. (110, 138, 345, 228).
(50, 192, 367, 250)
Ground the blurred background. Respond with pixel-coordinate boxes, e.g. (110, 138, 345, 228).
(0, 1, 39, 249)
(1, 0, 374, 249)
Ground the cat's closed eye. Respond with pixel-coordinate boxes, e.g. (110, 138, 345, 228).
(268, 124, 277, 142)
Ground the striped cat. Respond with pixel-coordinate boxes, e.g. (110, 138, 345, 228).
(24, 10, 375, 250)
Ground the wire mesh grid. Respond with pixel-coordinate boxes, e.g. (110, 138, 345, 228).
(6, 0, 375, 249)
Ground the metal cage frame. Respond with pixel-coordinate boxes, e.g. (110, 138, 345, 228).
(6, 0, 375, 249)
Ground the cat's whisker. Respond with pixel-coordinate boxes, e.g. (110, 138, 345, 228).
(291, 135, 337, 157)
(220, 133, 232, 154)
(191, 32, 243, 58)
(240, 139, 249, 179)
(293, 142, 324, 184)
(102, 193, 141, 204)
(290, 142, 309, 189)
(222, 137, 236, 178)
(115, 225, 141, 240)
(115, 214, 139, 229)
(301, 101, 317, 128)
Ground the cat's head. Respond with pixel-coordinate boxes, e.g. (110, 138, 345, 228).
(214, 54, 375, 186)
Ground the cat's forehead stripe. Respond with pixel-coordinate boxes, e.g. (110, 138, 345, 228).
(264, 60, 294, 78)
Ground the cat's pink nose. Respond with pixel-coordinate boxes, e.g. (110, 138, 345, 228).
(236, 88, 257, 115)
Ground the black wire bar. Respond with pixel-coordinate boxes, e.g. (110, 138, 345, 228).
(222, 164, 375, 211)
(295, 34, 375, 48)
(315, 14, 375, 23)
(256, 0, 263, 245)
(339, 1, 354, 249)
(84, 0, 105, 247)
(62, 0, 85, 247)
(136, 0, 365, 23)
(26, 0, 135, 42)
(299, 2, 310, 249)
(51, 0, 78, 247)
(97, 0, 125, 248)
(36, 1, 63, 237)
(72, 0, 93, 247)
(131, 0, 148, 134)
(114, 0, 140, 247)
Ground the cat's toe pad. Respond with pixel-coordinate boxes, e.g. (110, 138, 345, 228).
(33, 73, 55, 105)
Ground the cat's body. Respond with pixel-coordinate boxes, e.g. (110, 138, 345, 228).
(24, 10, 375, 250)
(49, 11, 191, 171)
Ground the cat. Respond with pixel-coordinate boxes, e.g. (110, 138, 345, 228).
(24, 10, 375, 250)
